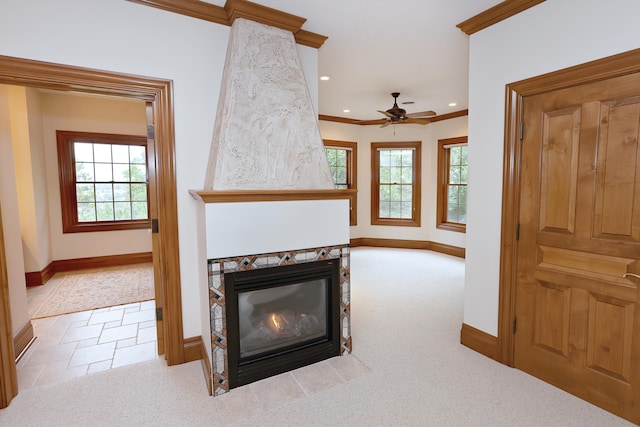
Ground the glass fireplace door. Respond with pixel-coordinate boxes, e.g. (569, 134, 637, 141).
(225, 259, 341, 388)
(238, 279, 327, 358)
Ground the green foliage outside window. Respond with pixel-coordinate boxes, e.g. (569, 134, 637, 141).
(378, 149, 414, 219)
(74, 142, 148, 223)
(325, 147, 349, 189)
(447, 145, 467, 224)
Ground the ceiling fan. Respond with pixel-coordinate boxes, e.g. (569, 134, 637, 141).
(377, 92, 436, 128)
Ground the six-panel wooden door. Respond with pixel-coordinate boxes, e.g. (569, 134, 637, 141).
(515, 72, 640, 423)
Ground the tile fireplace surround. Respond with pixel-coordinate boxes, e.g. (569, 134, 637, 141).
(207, 244, 352, 396)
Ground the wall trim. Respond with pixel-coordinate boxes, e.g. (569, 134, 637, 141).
(126, 0, 327, 48)
(460, 323, 498, 360)
(13, 321, 34, 363)
(199, 337, 213, 396)
(457, 0, 545, 35)
(184, 335, 212, 396)
(25, 253, 153, 287)
(350, 238, 465, 258)
(183, 335, 204, 363)
(25, 262, 55, 287)
(54, 252, 153, 273)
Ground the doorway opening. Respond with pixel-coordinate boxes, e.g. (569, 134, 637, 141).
(11, 90, 159, 386)
(0, 55, 184, 408)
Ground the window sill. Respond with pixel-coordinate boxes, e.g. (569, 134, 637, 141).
(437, 222, 466, 233)
(62, 220, 151, 233)
(371, 218, 421, 227)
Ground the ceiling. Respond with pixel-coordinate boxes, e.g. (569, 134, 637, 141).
(204, 0, 503, 121)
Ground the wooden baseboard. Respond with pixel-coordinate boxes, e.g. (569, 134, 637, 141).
(429, 242, 466, 258)
(183, 335, 203, 363)
(25, 262, 55, 287)
(350, 238, 465, 258)
(200, 339, 213, 396)
(460, 323, 498, 360)
(25, 252, 153, 286)
(54, 252, 153, 273)
(184, 335, 212, 396)
(13, 320, 34, 362)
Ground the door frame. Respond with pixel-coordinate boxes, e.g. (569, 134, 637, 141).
(0, 55, 185, 407)
(498, 48, 640, 366)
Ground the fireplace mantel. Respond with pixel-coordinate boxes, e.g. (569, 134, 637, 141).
(190, 189, 357, 203)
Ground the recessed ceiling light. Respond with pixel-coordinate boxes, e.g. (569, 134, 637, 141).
(449, 102, 457, 107)
(320, 75, 330, 81)
(343, 109, 350, 113)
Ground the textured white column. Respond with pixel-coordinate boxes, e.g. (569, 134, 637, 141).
(204, 18, 334, 190)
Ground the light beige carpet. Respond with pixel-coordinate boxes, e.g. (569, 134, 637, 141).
(7, 249, 632, 426)
(31, 263, 154, 319)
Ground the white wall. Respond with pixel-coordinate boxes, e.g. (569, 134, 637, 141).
(0, 87, 29, 335)
(0, 0, 318, 339)
(24, 88, 51, 271)
(319, 116, 468, 249)
(205, 200, 350, 259)
(7, 86, 50, 273)
(465, 0, 640, 335)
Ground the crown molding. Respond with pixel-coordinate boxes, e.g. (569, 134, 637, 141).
(457, 0, 545, 35)
(126, 0, 328, 48)
(294, 29, 329, 49)
(319, 109, 469, 126)
(224, 0, 306, 32)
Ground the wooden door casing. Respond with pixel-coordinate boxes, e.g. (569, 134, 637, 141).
(514, 72, 640, 423)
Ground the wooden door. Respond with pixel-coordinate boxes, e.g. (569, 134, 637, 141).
(146, 103, 164, 356)
(515, 71, 640, 423)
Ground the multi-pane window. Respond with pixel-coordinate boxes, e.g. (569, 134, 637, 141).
(57, 130, 150, 233)
(323, 140, 357, 226)
(371, 141, 421, 227)
(437, 136, 468, 233)
(325, 147, 349, 189)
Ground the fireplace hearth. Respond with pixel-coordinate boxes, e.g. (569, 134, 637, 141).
(207, 245, 351, 395)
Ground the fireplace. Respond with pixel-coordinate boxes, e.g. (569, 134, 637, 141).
(226, 259, 340, 387)
(206, 245, 351, 395)
(196, 13, 353, 397)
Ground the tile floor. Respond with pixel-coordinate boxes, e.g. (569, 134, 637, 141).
(17, 300, 158, 390)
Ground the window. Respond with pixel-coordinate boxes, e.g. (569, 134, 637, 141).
(324, 140, 357, 225)
(371, 141, 421, 227)
(437, 136, 467, 233)
(57, 130, 150, 233)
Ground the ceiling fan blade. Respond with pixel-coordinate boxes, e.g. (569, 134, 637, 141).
(380, 121, 391, 128)
(406, 110, 437, 118)
(405, 118, 432, 125)
(377, 110, 396, 119)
